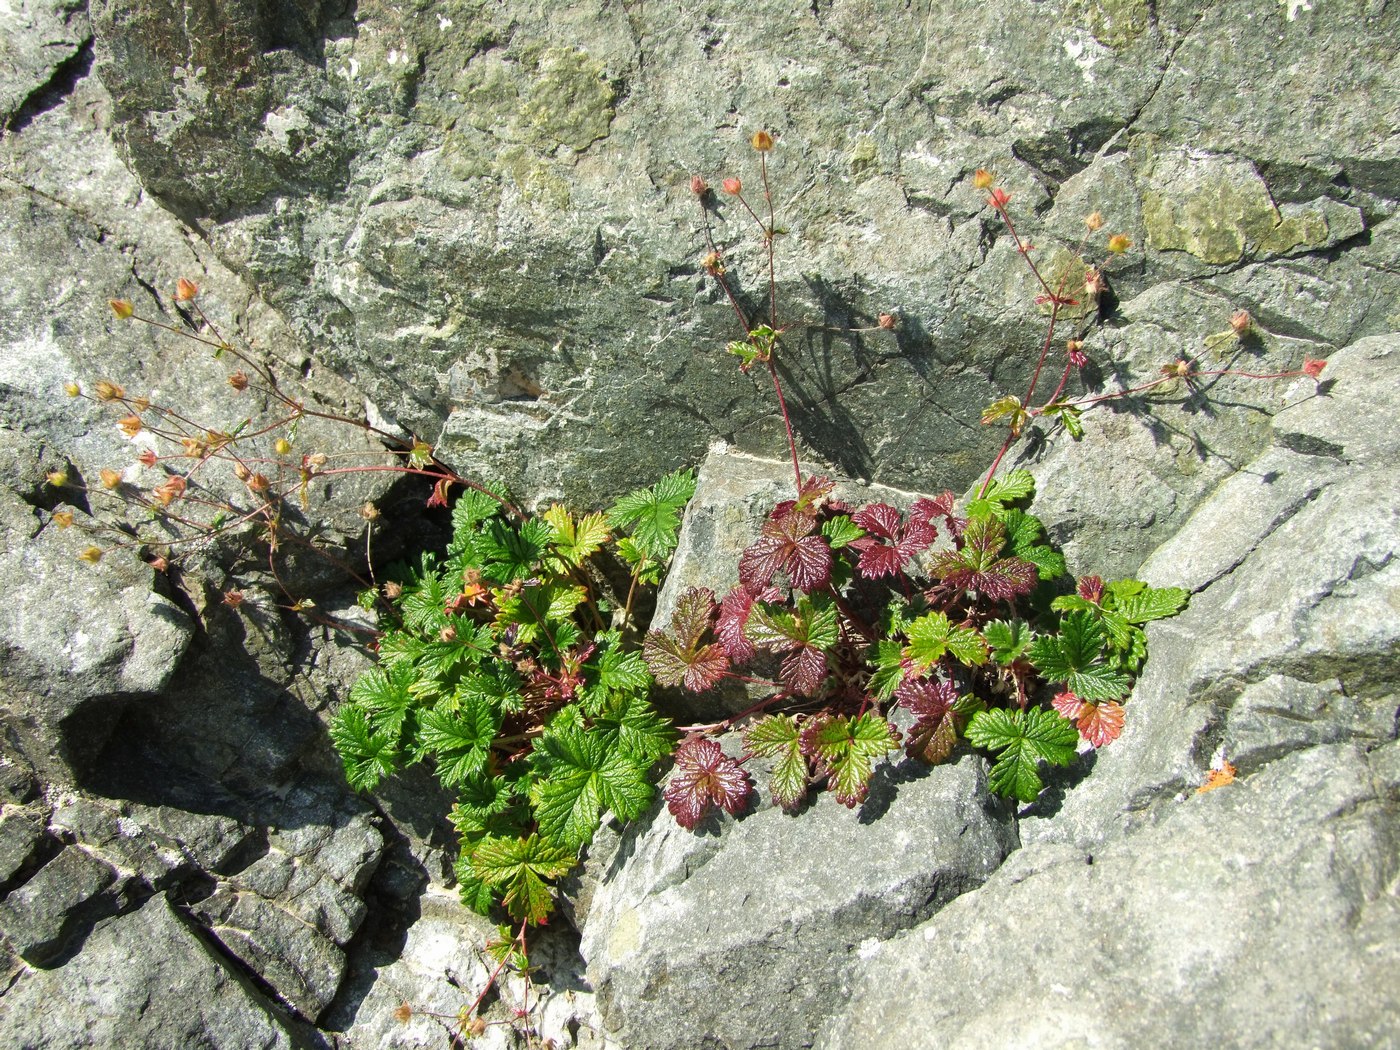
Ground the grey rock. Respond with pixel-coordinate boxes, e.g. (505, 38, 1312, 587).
(820, 744, 1400, 1049)
(0, 844, 116, 964)
(0, 894, 298, 1050)
(0, 0, 89, 127)
(194, 888, 347, 1021)
(579, 757, 1016, 1050)
(0, 804, 49, 885)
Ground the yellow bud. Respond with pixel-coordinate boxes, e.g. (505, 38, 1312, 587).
(52, 510, 74, 529)
(99, 468, 123, 490)
(46, 470, 68, 488)
(93, 380, 125, 403)
(1106, 233, 1132, 254)
(64, 382, 81, 397)
(108, 299, 134, 320)
(972, 169, 995, 190)
(751, 129, 774, 152)
(175, 278, 199, 301)
(274, 438, 292, 456)
(79, 546, 103, 565)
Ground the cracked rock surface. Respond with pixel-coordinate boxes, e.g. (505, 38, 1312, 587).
(1, 0, 1397, 1047)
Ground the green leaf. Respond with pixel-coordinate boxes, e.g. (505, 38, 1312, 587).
(807, 714, 898, 807)
(453, 850, 497, 916)
(1043, 401, 1084, 440)
(966, 708, 1078, 802)
(592, 693, 676, 764)
(468, 834, 576, 924)
(407, 439, 434, 469)
(743, 715, 809, 811)
(822, 515, 866, 550)
(1028, 613, 1132, 700)
(543, 504, 610, 569)
(867, 639, 907, 702)
(414, 698, 500, 787)
(580, 631, 653, 714)
(1113, 584, 1189, 624)
(477, 518, 552, 584)
(456, 662, 525, 715)
(966, 469, 1035, 518)
(328, 706, 399, 792)
(449, 484, 508, 546)
(531, 726, 654, 850)
(903, 611, 989, 671)
(981, 395, 1028, 436)
(347, 665, 416, 739)
(984, 619, 1032, 666)
(607, 468, 696, 562)
(1000, 509, 1067, 580)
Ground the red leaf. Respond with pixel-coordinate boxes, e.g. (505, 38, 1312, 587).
(738, 505, 832, 593)
(1051, 690, 1088, 721)
(671, 587, 718, 650)
(643, 587, 728, 692)
(849, 502, 937, 579)
(896, 676, 960, 763)
(664, 737, 753, 830)
(780, 645, 828, 696)
(1077, 700, 1125, 747)
(716, 586, 757, 661)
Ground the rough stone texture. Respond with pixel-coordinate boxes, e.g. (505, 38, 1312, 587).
(0, 0, 1396, 1047)
(578, 756, 1017, 1049)
(0, 844, 117, 965)
(0, 894, 300, 1050)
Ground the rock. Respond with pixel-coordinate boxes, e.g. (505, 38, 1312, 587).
(578, 756, 1016, 1050)
(0, 0, 89, 128)
(0, 894, 300, 1050)
(0, 844, 117, 965)
(0, 804, 51, 886)
(820, 744, 1400, 1049)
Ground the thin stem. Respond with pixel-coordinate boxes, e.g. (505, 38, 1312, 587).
(759, 153, 777, 328)
(765, 357, 802, 490)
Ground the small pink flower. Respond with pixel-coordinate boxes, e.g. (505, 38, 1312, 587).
(722, 177, 742, 195)
(1303, 358, 1327, 380)
(690, 175, 708, 196)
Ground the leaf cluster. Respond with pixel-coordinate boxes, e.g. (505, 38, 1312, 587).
(331, 470, 694, 924)
(643, 469, 1188, 814)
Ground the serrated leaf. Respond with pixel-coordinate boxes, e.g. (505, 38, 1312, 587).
(531, 726, 653, 850)
(1077, 700, 1126, 747)
(903, 611, 989, 671)
(929, 516, 1039, 599)
(329, 706, 399, 791)
(348, 665, 416, 739)
(449, 484, 508, 546)
(1028, 613, 1132, 699)
(543, 504, 610, 569)
(453, 850, 498, 915)
(663, 737, 753, 829)
(738, 504, 832, 593)
(643, 589, 729, 692)
(592, 693, 676, 764)
(468, 834, 575, 924)
(580, 633, 652, 714)
(822, 514, 865, 550)
(984, 619, 1032, 666)
(981, 394, 1028, 436)
(896, 676, 961, 764)
(414, 699, 500, 787)
(607, 468, 696, 561)
(867, 639, 907, 701)
(806, 714, 898, 807)
(966, 708, 1078, 802)
(743, 715, 809, 811)
(1114, 585, 1189, 624)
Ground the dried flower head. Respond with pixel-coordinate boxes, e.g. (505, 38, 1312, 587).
(79, 546, 103, 565)
(878, 313, 897, 331)
(359, 501, 380, 521)
(1106, 233, 1132, 254)
(722, 177, 742, 195)
(1229, 310, 1253, 335)
(222, 589, 245, 609)
(117, 415, 143, 438)
(751, 129, 774, 152)
(153, 475, 187, 506)
(64, 382, 80, 397)
(392, 1003, 413, 1024)
(233, 463, 252, 482)
(52, 510, 74, 529)
(174, 278, 199, 301)
(93, 380, 125, 403)
(383, 580, 403, 600)
(274, 438, 293, 456)
(438, 626, 457, 643)
(99, 468, 123, 490)
(46, 470, 68, 488)
(246, 473, 270, 493)
(1084, 211, 1105, 232)
(147, 555, 169, 572)
(1084, 268, 1107, 298)
(701, 251, 725, 275)
(138, 449, 159, 468)
(227, 371, 249, 392)
(1160, 359, 1195, 380)
(972, 169, 995, 190)
(690, 175, 708, 196)
(108, 299, 134, 319)
(304, 452, 328, 468)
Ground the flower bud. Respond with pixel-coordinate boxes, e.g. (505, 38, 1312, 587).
(359, 501, 380, 521)
(690, 175, 708, 196)
(79, 546, 103, 565)
(93, 380, 125, 402)
(138, 449, 159, 468)
(148, 555, 169, 572)
(274, 438, 292, 455)
(438, 626, 457, 643)
(46, 470, 68, 488)
(109, 299, 134, 319)
(1229, 310, 1253, 335)
(1303, 358, 1327, 379)
(233, 463, 252, 481)
(877, 313, 897, 331)
(246, 473, 270, 493)
(52, 510, 74, 529)
(227, 371, 249, 391)
(722, 177, 742, 195)
(701, 251, 725, 275)
(751, 129, 774, 152)
(972, 169, 994, 190)
(1084, 211, 1105, 232)
(175, 278, 199, 301)
(99, 468, 123, 490)
(153, 476, 187, 505)
(383, 581, 403, 600)
(1106, 233, 1132, 254)
(222, 589, 244, 609)
(64, 382, 80, 397)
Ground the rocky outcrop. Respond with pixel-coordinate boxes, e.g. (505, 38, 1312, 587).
(0, 0, 1397, 1047)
